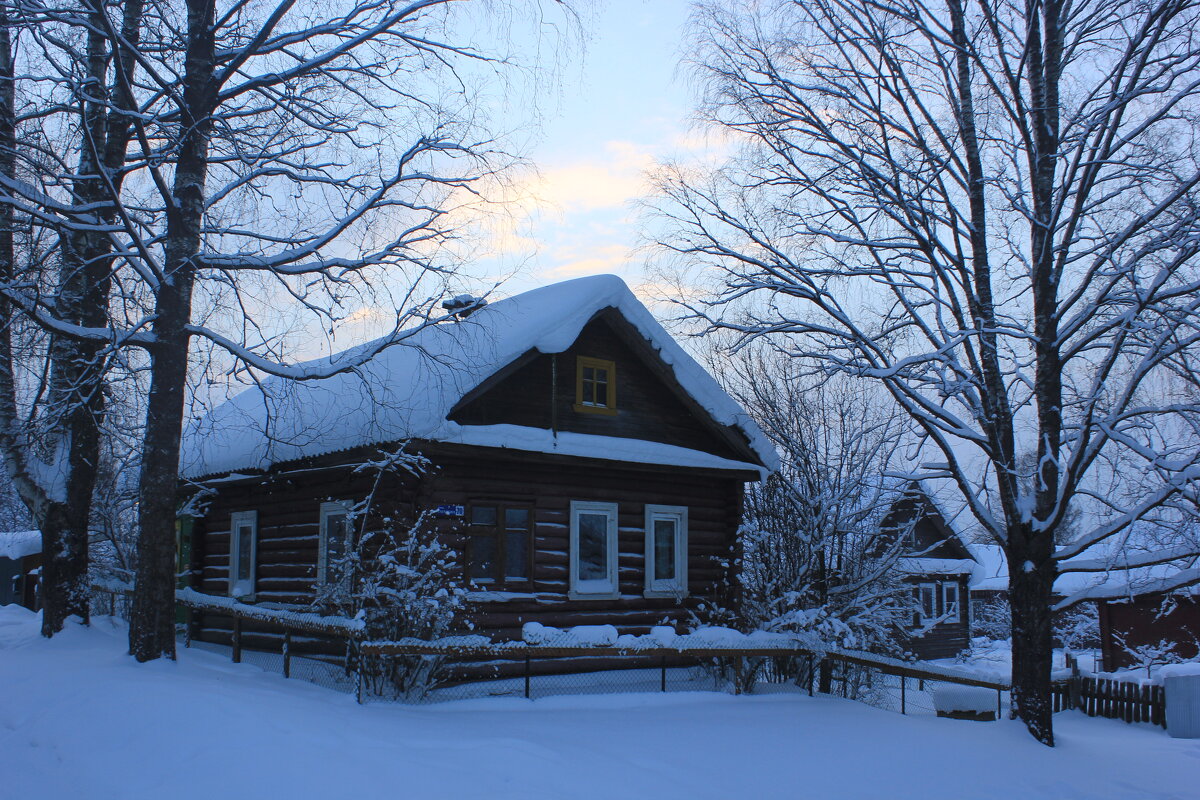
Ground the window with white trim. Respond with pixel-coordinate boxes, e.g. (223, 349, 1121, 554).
(229, 511, 257, 599)
(942, 581, 960, 622)
(569, 501, 618, 599)
(644, 504, 687, 597)
(318, 501, 352, 587)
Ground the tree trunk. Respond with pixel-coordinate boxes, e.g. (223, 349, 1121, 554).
(128, 0, 214, 662)
(1007, 530, 1056, 745)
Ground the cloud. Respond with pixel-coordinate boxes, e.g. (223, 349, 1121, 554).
(525, 140, 658, 214)
(540, 243, 630, 279)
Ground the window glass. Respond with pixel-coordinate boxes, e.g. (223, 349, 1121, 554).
(236, 524, 253, 582)
(469, 534, 496, 581)
(920, 584, 936, 619)
(653, 518, 676, 581)
(592, 369, 608, 406)
(503, 508, 530, 580)
(577, 512, 609, 580)
(505, 530, 528, 579)
(943, 582, 959, 619)
(472, 505, 497, 527)
(324, 512, 348, 583)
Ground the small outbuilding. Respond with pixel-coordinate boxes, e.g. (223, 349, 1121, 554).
(0, 530, 41, 610)
(1099, 591, 1200, 672)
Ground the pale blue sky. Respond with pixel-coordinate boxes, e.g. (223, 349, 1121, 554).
(485, 0, 709, 299)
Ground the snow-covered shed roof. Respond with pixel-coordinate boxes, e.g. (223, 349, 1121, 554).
(182, 275, 778, 479)
(966, 543, 1196, 600)
(0, 530, 40, 560)
(896, 557, 975, 577)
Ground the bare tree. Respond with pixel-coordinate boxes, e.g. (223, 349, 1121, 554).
(12, 0, 569, 661)
(0, 0, 146, 635)
(655, 0, 1200, 743)
(724, 353, 913, 653)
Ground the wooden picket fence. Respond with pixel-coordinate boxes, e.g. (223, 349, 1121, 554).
(1050, 675, 1165, 727)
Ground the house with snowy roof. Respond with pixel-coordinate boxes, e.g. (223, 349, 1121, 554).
(970, 540, 1200, 670)
(879, 485, 975, 659)
(178, 275, 775, 652)
(0, 530, 41, 610)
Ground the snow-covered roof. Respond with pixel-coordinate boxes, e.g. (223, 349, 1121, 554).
(966, 542, 1196, 599)
(897, 557, 975, 576)
(0, 530, 40, 560)
(182, 275, 777, 479)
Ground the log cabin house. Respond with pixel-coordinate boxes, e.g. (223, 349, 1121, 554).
(880, 486, 974, 660)
(178, 275, 775, 659)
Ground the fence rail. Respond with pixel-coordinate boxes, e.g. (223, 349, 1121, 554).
(89, 586, 1179, 729)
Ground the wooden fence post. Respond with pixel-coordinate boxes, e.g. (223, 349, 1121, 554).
(524, 654, 531, 699)
(283, 631, 291, 679)
(818, 658, 832, 695)
(232, 618, 242, 664)
(900, 676, 906, 715)
(660, 655, 667, 693)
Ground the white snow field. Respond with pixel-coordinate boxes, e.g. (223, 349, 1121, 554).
(1, 606, 1196, 800)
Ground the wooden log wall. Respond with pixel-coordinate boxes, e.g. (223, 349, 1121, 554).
(187, 443, 746, 652)
(427, 446, 743, 641)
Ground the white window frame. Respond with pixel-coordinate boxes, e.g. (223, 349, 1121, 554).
(229, 510, 258, 599)
(917, 582, 937, 623)
(317, 500, 352, 585)
(569, 500, 619, 599)
(644, 504, 687, 598)
(942, 581, 960, 622)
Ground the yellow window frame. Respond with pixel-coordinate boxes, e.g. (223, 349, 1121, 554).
(574, 356, 617, 415)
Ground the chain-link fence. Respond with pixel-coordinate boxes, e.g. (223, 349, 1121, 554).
(184, 636, 359, 695)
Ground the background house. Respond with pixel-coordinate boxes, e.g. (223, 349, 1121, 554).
(0, 530, 40, 610)
(880, 486, 974, 659)
(178, 275, 775, 658)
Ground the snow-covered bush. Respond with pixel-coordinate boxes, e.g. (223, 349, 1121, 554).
(972, 596, 1012, 641)
(313, 447, 464, 699)
(1053, 602, 1100, 653)
(1119, 637, 1188, 679)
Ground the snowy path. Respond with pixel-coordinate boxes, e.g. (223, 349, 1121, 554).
(0, 606, 1196, 800)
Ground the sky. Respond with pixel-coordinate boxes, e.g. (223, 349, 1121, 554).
(482, 0, 711, 301)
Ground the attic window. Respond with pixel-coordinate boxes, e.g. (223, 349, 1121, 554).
(574, 356, 616, 415)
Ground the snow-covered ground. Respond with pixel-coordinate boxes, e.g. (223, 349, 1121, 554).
(938, 636, 1193, 682)
(2, 606, 1196, 800)
(933, 637, 1099, 680)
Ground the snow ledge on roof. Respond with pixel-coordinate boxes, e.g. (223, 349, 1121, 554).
(896, 557, 975, 576)
(0, 530, 40, 560)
